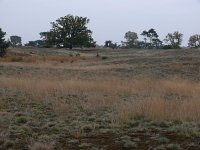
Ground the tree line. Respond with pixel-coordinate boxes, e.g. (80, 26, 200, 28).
(1, 14, 200, 56)
(105, 30, 196, 49)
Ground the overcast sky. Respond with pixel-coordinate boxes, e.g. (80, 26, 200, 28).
(0, 0, 200, 46)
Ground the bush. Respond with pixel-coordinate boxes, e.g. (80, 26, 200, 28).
(156, 137, 170, 144)
(102, 56, 108, 60)
(16, 116, 28, 124)
(163, 45, 172, 49)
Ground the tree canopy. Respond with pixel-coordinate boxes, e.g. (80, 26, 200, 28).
(188, 34, 200, 48)
(40, 15, 96, 49)
(141, 28, 162, 49)
(122, 31, 138, 48)
(10, 35, 22, 47)
(164, 31, 183, 49)
(25, 40, 45, 47)
(104, 40, 117, 49)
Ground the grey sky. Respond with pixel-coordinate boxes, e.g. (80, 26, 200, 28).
(0, 0, 200, 46)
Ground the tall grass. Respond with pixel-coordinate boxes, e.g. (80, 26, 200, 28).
(0, 76, 200, 122)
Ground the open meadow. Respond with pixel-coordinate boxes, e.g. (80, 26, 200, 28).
(1, 48, 200, 150)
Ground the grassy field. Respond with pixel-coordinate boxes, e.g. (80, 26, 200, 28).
(1, 48, 200, 150)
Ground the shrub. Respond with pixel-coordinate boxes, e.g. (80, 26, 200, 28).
(102, 56, 108, 60)
(156, 137, 170, 144)
(163, 45, 172, 49)
(16, 116, 28, 124)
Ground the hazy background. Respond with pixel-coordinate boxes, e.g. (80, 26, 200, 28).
(0, 0, 199, 46)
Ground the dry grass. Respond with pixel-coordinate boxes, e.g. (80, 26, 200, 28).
(0, 77, 131, 95)
(0, 75, 200, 122)
(117, 79, 200, 122)
(118, 98, 200, 123)
(0, 55, 88, 63)
(29, 142, 53, 150)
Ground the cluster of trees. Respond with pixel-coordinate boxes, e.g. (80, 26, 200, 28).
(105, 29, 185, 49)
(104, 28, 200, 50)
(1, 14, 200, 56)
(25, 40, 45, 47)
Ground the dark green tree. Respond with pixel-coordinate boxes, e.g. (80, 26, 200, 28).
(10, 35, 22, 47)
(40, 31, 57, 48)
(141, 30, 148, 39)
(104, 40, 112, 47)
(122, 31, 138, 48)
(25, 40, 45, 47)
(164, 31, 183, 49)
(188, 34, 200, 48)
(41, 15, 96, 49)
(141, 28, 161, 49)
(0, 28, 9, 57)
(152, 38, 163, 49)
(25, 41, 36, 47)
(148, 28, 159, 45)
(104, 40, 117, 49)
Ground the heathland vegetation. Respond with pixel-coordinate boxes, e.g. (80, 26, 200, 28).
(0, 15, 200, 150)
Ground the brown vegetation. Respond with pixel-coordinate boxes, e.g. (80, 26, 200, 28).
(0, 55, 88, 63)
(0, 76, 199, 122)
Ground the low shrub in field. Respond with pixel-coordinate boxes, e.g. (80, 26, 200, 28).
(16, 116, 28, 124)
